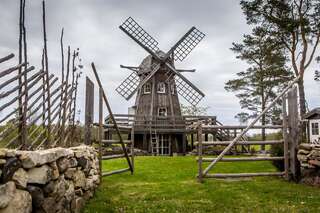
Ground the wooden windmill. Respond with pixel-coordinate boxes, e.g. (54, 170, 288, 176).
(115, 17, 206, 155)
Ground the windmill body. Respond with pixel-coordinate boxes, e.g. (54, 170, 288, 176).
(110, 17, 210, 155)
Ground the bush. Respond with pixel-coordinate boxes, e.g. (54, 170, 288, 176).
(270, 143, 284, 171)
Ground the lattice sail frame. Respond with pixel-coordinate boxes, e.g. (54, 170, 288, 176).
(175, 75, 204, 106)
(115, 72, 140, 100)
(173, 27, 205, 62)
(120, 17, 160, 54)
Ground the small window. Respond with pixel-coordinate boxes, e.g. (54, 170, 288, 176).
(312, 123, 319, 135)
(144, 83, 151, 94)
(170, 83, 175, 95)
(157, 82, 166, 94)
(158, 107, 167, 117)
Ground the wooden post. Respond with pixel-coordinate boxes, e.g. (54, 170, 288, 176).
(282, 95, 289, 180)
(197, 122, 203, 182)
(85, 77, 94, 145)
(287, 86, 300, 181)
(131, 125, 135, 174)
(182, 133, 187, 155)
(191, 134, 194, 150)
(98, 88, 103, 178)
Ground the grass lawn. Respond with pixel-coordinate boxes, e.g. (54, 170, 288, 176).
(84, 156, 320, 213)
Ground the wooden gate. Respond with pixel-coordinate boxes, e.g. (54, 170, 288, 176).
(196, 77, 300, 182)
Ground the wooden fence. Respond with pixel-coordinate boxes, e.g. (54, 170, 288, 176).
(0, 53, 82, 150)
(196, 77, 301, 182)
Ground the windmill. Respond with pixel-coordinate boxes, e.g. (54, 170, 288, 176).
(115, 17, 206, 155)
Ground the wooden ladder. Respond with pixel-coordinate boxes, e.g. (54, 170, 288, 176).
(150, 128, 159, 155)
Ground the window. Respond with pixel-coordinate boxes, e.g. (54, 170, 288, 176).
(170, 83, 175, 95)
(144, 83, 151, 94)
(312, 122, 319, 135)
(158, 107, 167, 117)
(157, 82, 166, 93)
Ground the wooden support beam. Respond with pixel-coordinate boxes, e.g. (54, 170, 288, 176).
(195, 140, 284, 146)
(197, 122, 203, 183)
(0, 53, 14, 63)
(102, 140, 132, 144)
(199, 156, 284, 162)
(102, 154, 132, 160)
(204, 172, 285, 178)
(102, 168, 130, 177)
(282, 95, 289, 180)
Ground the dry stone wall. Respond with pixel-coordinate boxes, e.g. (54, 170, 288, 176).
(297, 143, 320, 186)
(0, 145, 100, 213)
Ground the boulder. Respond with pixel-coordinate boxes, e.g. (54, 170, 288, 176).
(50, 162, 60, 180)
(299, 143, 313, 151)
(57, 158, 78, 173)
(64, 181, 75, 202)
(1, 189, 32, 213)
(71, 197, 85, 213)
(12, 168, 28, 189)
(65, 168, 77, 179)
(27, 165, 52, 185)
(27, 185, 44, 208)
(19, 148, 73, 169)
(73, 170, 86, 188)
(43, 176, 67, 200)
(1, 157, 22, 183)
(41, 197, 56, 213)
(0, 181, 16, 209)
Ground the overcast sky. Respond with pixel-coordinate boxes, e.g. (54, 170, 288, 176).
(0, 0, 319, 125)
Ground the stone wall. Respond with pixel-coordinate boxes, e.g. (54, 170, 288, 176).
(0, 145, 100, 213)
(297, 143, 320, 186)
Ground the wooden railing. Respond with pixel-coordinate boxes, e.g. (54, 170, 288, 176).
(0, 53, 81, 150)
(196, 75, 301, 182)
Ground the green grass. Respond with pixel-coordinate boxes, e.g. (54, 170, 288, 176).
(84, 156, 320, 213)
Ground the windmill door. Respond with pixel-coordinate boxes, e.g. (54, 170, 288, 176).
(158, 134, 171, 155)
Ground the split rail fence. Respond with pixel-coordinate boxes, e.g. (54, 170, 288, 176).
(196, 77, 301, 182)
(0, 53, 81, 150)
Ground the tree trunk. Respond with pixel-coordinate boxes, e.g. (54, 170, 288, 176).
(297, 78, 307, 142)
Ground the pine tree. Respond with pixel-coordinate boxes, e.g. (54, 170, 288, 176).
(240, 0, 320, 129)
(225, 26, 292, 150)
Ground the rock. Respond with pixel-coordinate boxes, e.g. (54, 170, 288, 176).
(309, 159, 320, 167)
(299, 143, 313, 151)
(65, 181, 75, 202)
(73, 170, 86, 188)
(1, 157, 21, 183)
(297, 154, 308, 162)
(27, 165, 52, 185)
(0, 181, 16, 209)
(1, 189, 32, 213)
(298, 149, 310, 155)
(27, 185, 44, 208)
(50, 162, 59, 180)
(6, 150, 16, 158)
(65, 168, 77, 179)
(77, 157, 89, 170)
(0, 149, 8, 157)
(0, 159, 6, 165)
(83, 190, 93, 201)
(19, 148, 73, 169)
(57, 158, 78, 173)
(12, 168, 28, 189)
(43, 176, 67, 200)
(71, 197, 85, 213)
(41, 197, 56, 213)
(74, 189, 83, 196)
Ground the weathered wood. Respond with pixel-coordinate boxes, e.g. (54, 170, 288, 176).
(197, 122, 203, 182)
(85, 77, 94, 145)
(282, 95, 289, 180)
(102, 168, 130, 177)
(91, 62, 133, 173)
(102, 140, 131, 144)
(0, 53, 14, 63)
(202, 75, 301, 176)
(131, 124, 135, 173)
(102, 154, 132, 160)
(0, 66, 35, 90)
(195, 140, 284, 146)
(202, 125, 283, 130)
(204, 172, 285, 178)
(199, 156, 284, 162)
(98, 88, 103, 177)
(287, 86, 300, 181)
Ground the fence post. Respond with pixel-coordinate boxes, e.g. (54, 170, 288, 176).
(197, 122, 203, 182)
(287, 86, 300, 181)
(282, 95, 289, 180)
(98, 88, 103, 178)
(85, 77, 94, 145)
